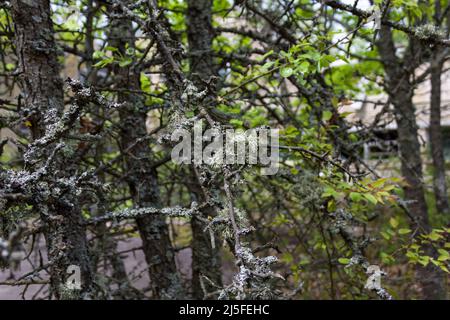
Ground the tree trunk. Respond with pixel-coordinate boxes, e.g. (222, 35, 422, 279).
(11, 0, 94, 299)
(429, 52, 450, 216)
(109, 5, 184, 299)
(377, 25, 446, 299)
(186, 0, 223, 298)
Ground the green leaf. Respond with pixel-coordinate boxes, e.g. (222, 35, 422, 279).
(256, 49, 274, 62)
(437, 249, 449, 261)
(418, 256, 430, 267)
(230, 119, 244, 127)
(119, 57, 133, 67)
(93, 50, 104, 59)
(296, 61, 310, 73)
(5, 63, 15, 71)
(441, 265, 449, 273)
(429, 231, 443, 241)
(406, 251, 417, 260)
(338, 258, 350, 265)
(93, 57, 114, 68)
(364, 193, 378, 205)
(126, 47, 135, 56)
(140, 73, 151, 92)
(327, 200, 336, 212)
(371, 177, 387, 188)
(299, 258, 310, 265)
(430, 258, 440, 267)
(349, 192, 362, 202)
(380, 231, 391, 240)
(389, 217, 399, 229)
(105, 46, 119, 52)
(282, 252, 293, 263)
(438, 255, 449, 262)
(280, 67, 293, 78)
(322, 110, 333, 121)
(322, 186, 337, 198)
(398, 228, 411, 235)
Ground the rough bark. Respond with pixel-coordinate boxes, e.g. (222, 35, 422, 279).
(10, 0, 94, 299)
(189, 183, 223, 298)
(377, 25, 446, 299)
(429, 52, 450, 216)
(109, 5, 184, 299)
(186, 0, 223, 298)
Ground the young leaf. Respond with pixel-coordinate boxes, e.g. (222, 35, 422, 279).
(389, 217, 399, 229)
(280, 67, 294, 78)
(338, 258, 350, 265)
(398, 228, 411, 235)
(364, 193, 378, 205)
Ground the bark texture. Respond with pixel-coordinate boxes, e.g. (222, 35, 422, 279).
(429, 51, 450, 216)
(10, 0, 94, 299)
(109, 5, 184, 299)
(378, 25, 446, 300)
(186, 0, 223, 298)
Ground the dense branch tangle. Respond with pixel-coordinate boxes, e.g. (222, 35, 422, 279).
(0, 0, 448, 300)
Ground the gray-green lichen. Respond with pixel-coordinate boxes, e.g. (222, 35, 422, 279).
(415, 24, 446, 41)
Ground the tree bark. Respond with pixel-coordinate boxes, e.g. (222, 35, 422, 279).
(429, 51, 450, 216)
(109, 5, 184, 299)
(186, 0, 223, 298)
(10, 0, 94, 299)
(377, 25, 446, 299)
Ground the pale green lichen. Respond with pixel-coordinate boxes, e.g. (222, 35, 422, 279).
(415, 24, 446, 40)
